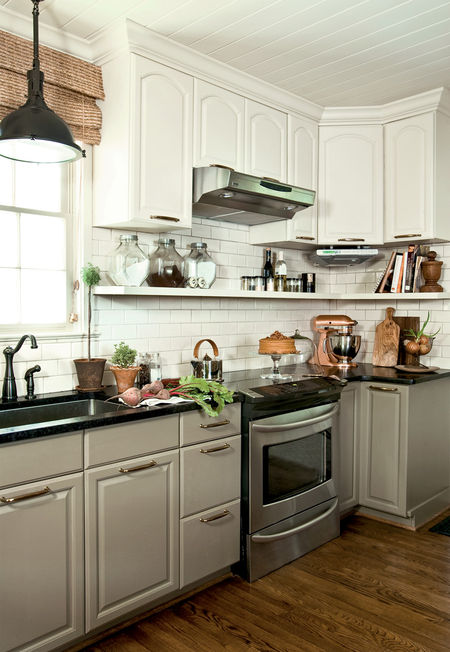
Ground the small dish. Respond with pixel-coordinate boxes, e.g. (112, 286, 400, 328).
(395, 365, 439, 374)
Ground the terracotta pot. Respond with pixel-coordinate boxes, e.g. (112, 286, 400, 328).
(110, 365, 141, 393)
(74, 358, 106, 391)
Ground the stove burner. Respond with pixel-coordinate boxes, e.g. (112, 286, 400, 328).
(246, 376, 339, 399)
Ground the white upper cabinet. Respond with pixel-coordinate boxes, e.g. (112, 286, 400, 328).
(94, 54, 193, 232)
(245, 99, 287, 182)
(384, 111, 450, 244)
(193, 80, 245, 171)
(318, 125, 384, 245)
(249, 113, 318, 248)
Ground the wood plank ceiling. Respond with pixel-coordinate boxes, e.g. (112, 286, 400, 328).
(2, 0, 450, 106)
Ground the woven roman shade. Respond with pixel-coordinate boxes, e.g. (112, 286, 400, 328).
(0, 30, 104, 145)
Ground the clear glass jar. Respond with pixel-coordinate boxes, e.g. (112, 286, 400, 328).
(254, 276, 265, 291)
(108, 235, 150, 287)
(286, 277, 300, 292)
(147, 238, 184, 287)
(183, 242, 216, 288)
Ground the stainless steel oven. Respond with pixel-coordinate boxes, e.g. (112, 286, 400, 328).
(225, 370, 343, 582)
(247, 402, 339, 581)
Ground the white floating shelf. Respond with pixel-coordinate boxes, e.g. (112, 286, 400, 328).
(94, 286, 450, 301)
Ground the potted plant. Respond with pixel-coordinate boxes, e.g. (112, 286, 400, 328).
(74, 263, 106, 391)
(109, 341, 140, 393)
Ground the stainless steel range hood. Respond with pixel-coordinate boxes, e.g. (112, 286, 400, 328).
(193, 166, 315, 226)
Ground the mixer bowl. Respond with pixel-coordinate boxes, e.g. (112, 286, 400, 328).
(326, 334, 361, 365)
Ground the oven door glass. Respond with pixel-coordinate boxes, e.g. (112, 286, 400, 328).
(263, 429, 331, 504)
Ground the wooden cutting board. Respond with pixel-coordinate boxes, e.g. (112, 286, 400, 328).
(372, 307, 400, 367)
(393, 316, 420, 365)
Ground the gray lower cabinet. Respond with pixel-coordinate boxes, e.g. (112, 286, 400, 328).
(337, 383, 360, 514)
(85, 450, 179, 632)
(179, 407, 241, 588)
(0, 472, 84, 652)
(359, 380, 450, 525)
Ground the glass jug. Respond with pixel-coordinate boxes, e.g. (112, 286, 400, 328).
(147, 238, 184, 287)
(108, 234, 150, 286)
(183, 242, 216, 288)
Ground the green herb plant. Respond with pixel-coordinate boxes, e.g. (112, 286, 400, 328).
(81, 262, 101, 360)
(168, 376, 234, 417)
(404, 311, 440, 341)
(110, 341, 138, 368)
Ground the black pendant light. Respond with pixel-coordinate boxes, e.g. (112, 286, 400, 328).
(0, 0, 85, 163)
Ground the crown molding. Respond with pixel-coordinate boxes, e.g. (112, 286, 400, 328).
(90, 19, 324, 123)
(320, 88, 450, 125)
(0, 7, 92, 61)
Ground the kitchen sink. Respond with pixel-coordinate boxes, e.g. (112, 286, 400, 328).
(0, 399, 131, 429)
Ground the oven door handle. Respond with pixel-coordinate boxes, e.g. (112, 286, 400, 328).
(251, 404, 339, 433)
(250, 498, 338, 543)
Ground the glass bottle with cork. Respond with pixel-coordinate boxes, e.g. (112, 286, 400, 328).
(263, 248, 274, 291)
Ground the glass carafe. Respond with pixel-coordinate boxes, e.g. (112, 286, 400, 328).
(147, 238, 184, 287)
(108, 234, 150, 286)
(183, 242, 216, 288)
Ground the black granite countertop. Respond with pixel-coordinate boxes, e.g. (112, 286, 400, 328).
(0, 362, 448, 445)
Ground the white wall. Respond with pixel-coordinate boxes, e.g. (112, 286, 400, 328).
(2, 219, 449, 396)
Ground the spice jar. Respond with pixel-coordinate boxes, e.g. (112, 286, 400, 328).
(286, 277, 300, 292)
(147, 238, 184, 287)
(183, 242, 216, 288)
(254, 276, 265, 291)
(108, 235, 150, 287)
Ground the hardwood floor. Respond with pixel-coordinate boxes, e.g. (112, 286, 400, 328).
(83, 512, 450, 652)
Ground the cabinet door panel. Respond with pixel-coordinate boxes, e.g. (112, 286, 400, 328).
(288, 114, 318, 242)
(194, 80, 244, 170)
(85, 450, 179, 631)
(181, 434, 241, 517)
(384, 113, 433, 242)
(245, 99, 287, 181)
(359, 384, 407, 515)
(318, 125, 383, 244)
(338, 384, 359, 514)
(180, 499, 240, 588)
(131, 57, 193, 226)
(0, 474, 84, 652)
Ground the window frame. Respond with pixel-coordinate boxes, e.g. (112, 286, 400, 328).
(0, 145, 92, 339)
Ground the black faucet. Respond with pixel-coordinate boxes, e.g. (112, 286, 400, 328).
(2, 335, 38, 401)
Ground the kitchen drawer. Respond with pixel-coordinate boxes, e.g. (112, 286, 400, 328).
(180, 499, 240, 588)
(85, 414, 179, 467)
(0, 432, 83, 489)
(180, 403, 241, 446)
(180, 434, 241, 517)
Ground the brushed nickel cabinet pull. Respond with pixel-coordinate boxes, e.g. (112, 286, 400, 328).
(200, 419, 230, 429)
(1, 486, 51, 503)
(394, 233, 422, 238)
(200, 443, 231, 454)
(149, 215, 180, 222)
(119, 461, 157, 473)
(200, 509, 231, 523)
(338, 238, 365, 242)
(296, 236, 315, 240)
(369, 385, 398, 392)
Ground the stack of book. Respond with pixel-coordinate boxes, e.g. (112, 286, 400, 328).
(374, 244, 430, 293)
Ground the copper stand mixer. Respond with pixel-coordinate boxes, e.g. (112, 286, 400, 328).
(309, 315, 361, 368)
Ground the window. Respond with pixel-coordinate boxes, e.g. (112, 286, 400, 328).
(0, 155, 83, 333)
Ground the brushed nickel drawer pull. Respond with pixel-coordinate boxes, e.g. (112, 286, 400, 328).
(200, 443, 231, 454)
(149, 215, 180, 222)
(200, 509, 231, 523)
(296, 236, 315, 240)
(200, 419, 230, 429)
(369, 385, 398, 392)
(394, 233, 422, 238)
(119, 461, 157, 473)
(1, 486, 51, 503)
(338, 238, 365, 242)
